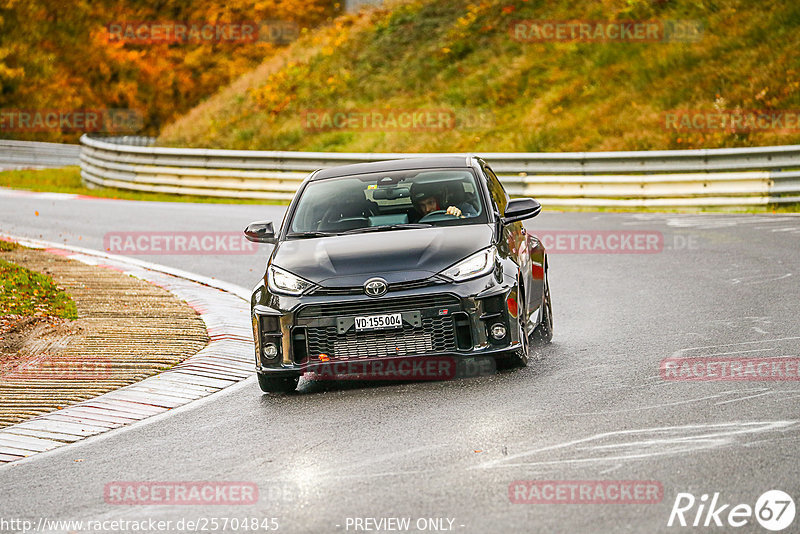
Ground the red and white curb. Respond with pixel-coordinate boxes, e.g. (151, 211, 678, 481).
(0, 235, 255, 465)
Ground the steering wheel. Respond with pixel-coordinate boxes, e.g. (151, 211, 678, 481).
(419, 210, 459, 223)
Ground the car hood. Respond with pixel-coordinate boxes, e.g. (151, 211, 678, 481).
(272, 224, 493, 287)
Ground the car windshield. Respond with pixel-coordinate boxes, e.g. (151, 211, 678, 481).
(288, 168, 487, 235)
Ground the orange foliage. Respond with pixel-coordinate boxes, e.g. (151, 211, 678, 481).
(0, 0, 340, 141)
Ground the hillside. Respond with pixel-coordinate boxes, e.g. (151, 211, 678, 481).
(158, 0, 800, 153)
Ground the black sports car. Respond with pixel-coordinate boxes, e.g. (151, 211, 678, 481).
(245, 156, 552, 393)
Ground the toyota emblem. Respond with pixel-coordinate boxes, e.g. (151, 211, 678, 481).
(364, 277, 388, 297)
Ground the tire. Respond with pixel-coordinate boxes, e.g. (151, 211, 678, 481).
(532, 268, 553, 344)
(258, 373, 299, 394)
(501, 285, 530, 369)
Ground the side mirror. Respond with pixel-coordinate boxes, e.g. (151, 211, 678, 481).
(244, 221, 277, 243)
(501, 198, 542, 225)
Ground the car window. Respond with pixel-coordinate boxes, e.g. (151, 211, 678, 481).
(484, 166, 509, 215)
(288, 168, 488, 235)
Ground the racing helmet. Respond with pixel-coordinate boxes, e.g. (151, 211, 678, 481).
(410, 182, 441, 206)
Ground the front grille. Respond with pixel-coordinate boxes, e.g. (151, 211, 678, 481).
(390, 279, 440, 291)
(312, 287, 363, 296)
(311, 279, 442, 297)
(307, 316, 457, 360)
(296, 294, 460, 318)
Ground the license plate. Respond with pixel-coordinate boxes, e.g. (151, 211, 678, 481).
(354, 313, 403, 331)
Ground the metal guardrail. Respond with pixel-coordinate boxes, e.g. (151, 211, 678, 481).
(79, 135, 800, 207)
(0, 139, 81, 170)
(86, 135, 157, 147)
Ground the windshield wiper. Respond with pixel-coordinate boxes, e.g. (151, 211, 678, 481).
(285, 231, 336, 239)
(341, 223, 432, 235)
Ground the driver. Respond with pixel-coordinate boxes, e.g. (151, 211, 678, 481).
(410, 183, 464, 222)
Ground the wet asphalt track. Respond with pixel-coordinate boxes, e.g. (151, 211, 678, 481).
(1, 190, 800, 533)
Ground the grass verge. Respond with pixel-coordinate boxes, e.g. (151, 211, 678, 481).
(0, 246, 78, 320)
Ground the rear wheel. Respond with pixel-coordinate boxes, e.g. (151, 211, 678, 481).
(258, 373, 299, 394)
(532, 268, 553, 344)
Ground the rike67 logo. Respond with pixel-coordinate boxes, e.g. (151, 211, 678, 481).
(668, 490, 795, 531)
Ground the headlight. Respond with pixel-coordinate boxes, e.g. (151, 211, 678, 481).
(440, 247, 496, 282)
(267, 265, 315, 296)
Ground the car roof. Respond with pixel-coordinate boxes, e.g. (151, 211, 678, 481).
(310, 156, 476, 181)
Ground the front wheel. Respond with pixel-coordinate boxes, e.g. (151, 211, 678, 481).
(500, 288, 530, 369)
(258, 373, 299, 394)
(532, 268, 553, 344)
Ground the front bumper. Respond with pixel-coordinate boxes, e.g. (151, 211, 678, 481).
(250, 272, 523, 377)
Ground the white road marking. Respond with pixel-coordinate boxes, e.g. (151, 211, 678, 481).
(669, 336, 800, 359)
(626, 213, 800, 231)
(475, 421, 797, 469)
(728, 273, 792, 285)
(718, 388, 800, 404)
(565, 391, 765, 416)
(0, 188, 78, 200)
(714, 390, 775, 406)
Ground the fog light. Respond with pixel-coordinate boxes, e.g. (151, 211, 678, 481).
(263, 343, 279, 359)
(490, 323, 507, 340)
